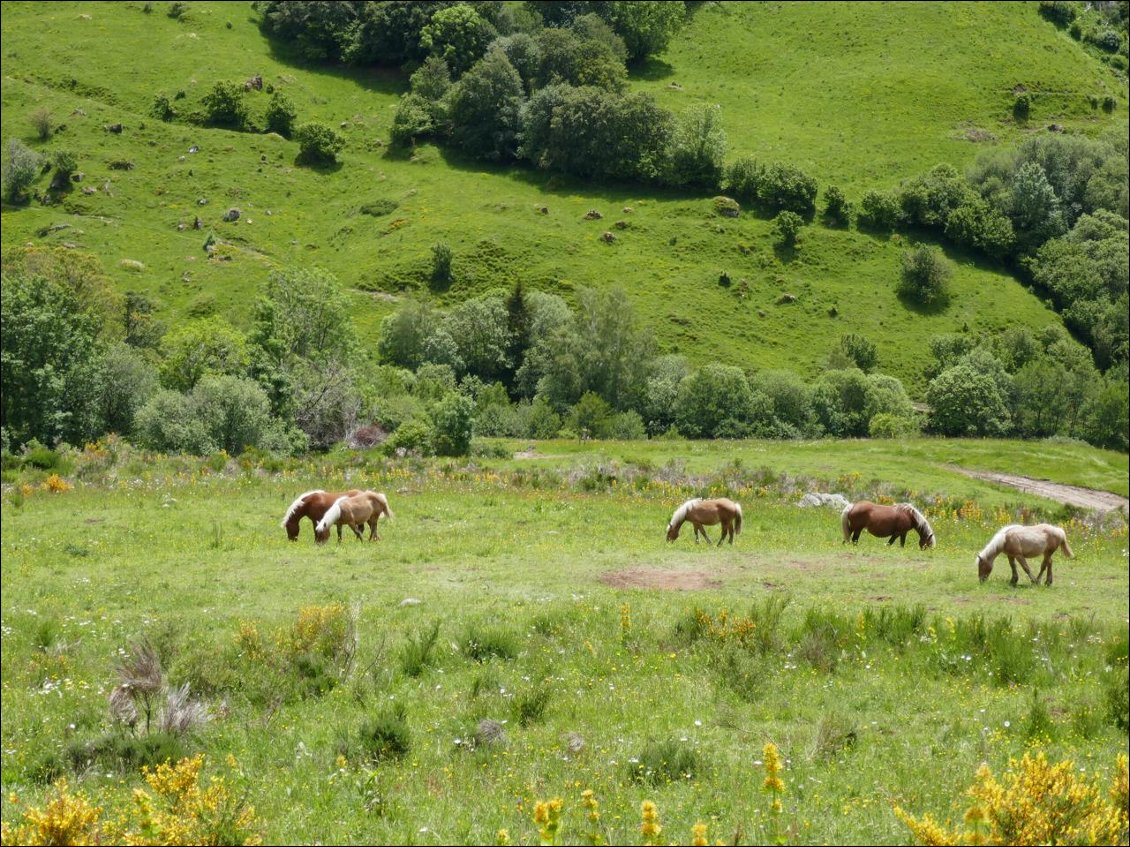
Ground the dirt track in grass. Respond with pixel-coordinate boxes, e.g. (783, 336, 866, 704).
(947, 466, 1129, 514)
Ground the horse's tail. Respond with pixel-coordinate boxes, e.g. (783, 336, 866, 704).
(1059, 530, 1074, 559)
(375, 492, 393, 521)
(841, 503, 853, 543)
(316, 497, 347, 535)
(281, 489, 323, 528)
(734, 502, 743, 535)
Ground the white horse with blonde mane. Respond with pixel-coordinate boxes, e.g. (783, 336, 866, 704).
(315, 491, 394, 544)
(976, 523, 1073, 586)
(666, 497, 743, 545)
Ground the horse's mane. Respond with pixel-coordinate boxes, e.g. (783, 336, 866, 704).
(977, 524, 1022, 560)
(281, 490, 325, 527)
(668, 498, 702, 528)
(316, 495, 350, 534)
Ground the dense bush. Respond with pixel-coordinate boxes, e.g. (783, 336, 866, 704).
(3, 138, 40, 202)
(264, 90, 297, 137)
(294, 122, 344, 164)
(856, 189, 903, 231)
(724, 157, 817, 214)
(200, 81, 249, 130)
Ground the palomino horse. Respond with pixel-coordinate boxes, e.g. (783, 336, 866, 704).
(666, 497, 743, 545)
(976, 524, 1073, 586)
(841, 501, 936, 549)
(315, 491, 394, 544)
(281, 489, 362, 542)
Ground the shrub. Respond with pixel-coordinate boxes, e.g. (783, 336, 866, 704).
(461, 624, 519, 662)
(857, 189, 903, 230)
(295, 121, 344, 164)
(1013, 91, 1031, 121)
(712, 195, 740, 217)
(200, 81, 248, 130)
(431, 392, 473, 456)
(514, 684, 551, 726)
(1038, 0, 1077, 27)
(3, 137, 41, 202)
(774, 210, 803, 246)
(151, 93, 176, 122)
(398, 620, 441, 677)
(390, 94, 435, 146)
(823, 185, 851, 226)
(264, 90, 297, 137)
(897, 245, 952, 306)
(430, 240, 453, 285)
(30, 107, 52, 140)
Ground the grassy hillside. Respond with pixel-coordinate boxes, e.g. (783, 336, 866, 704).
(1, 1, 1126, 393)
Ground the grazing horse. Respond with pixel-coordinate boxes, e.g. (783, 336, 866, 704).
(314, 491, 394, 544)
(976, 524, 1073, 586)
(841, 501, 936, 549)
(666, 497, 743, 545)
(281, 489, 363, 542)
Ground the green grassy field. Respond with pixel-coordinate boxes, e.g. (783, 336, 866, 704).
(2, 2, 1126, 393)
(1, 439, 1127, 843)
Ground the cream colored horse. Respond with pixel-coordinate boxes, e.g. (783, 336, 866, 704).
(315, 491, 394, 544)
(666, 497, 743, 545)
(976, 523, 1073, 586)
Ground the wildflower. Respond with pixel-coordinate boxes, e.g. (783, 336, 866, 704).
(691, 821, 709, 845)
(534, 797, 563, 845)
(640, 800, 661, 844)
(496, 828, 511, 845)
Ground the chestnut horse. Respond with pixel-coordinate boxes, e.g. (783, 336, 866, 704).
(281, 489, 362, 542)
(841, 501, 936, 549)
(666, 497, 743, 545)
(976, 523, 1073, 586)
(315, 491, 394, 544)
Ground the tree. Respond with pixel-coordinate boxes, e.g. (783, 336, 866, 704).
(533, 27, 627, 92)
(674, 363, 763, 438)
(823, 185, 851, 227)
(897, 245, 952, 306)
(812, 368, 875, 437)
(158, 317, 250, 392)
(666, 103, 726, 190)
(378, 300, 438, 370)
(605, 0, 686, 63)
(3, 138, 40, 203)
(98, 343, 159, 437)
(431, 392, 474, 455)
(419, 4, 498, 76)
(836, 334, 878, 373)
(927, 364, 1012, 436)
(447, 48, 524, 161)
(0, 273, 104, 447)
(445, 295, 513, 381)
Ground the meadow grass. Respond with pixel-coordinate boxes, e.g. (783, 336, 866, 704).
(1, 2, 1126, 391)
(1, 440, 1127, 843)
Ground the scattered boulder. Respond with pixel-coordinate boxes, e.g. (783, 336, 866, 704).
(398, 597, 421, 607)
(222, 208, 240, 222)
(108, 160, 134, 170)
(105, 123, 123, 134)
(601, 231, 617, 243)
(776, 292, 797, 304)
(798, 492, 851, 510)
(244, 74, 263, 91)
(583, 209, 603, 220)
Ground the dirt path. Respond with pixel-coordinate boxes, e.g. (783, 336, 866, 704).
(947, 466, 1129, 514)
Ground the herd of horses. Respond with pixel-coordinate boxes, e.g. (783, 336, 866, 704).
(281, 491, 1074, 587)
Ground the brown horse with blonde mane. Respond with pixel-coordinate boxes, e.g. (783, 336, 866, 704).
(976, 523, 1072, 586)
(841, 501, 936, 549)
(666, 497, 743, 545)
(314, 491, 394, 544)
(281, 489, 362, 542)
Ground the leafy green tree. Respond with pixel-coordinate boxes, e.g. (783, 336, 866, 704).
(674, 363, 762, 438)
(565, 390, 613, 438)
(1009, 161, 1067, 251)
(492, 33, 542, 93)
(812, 368, 876, 437)
(190, 374, 283, 455)
(431, 241, 454, 285)
(135, 389, 215, 454)
(571, 12, 628, 64)
(98, 342, 159, 437)
(391, 94, 437, 146)
(823, 185, 852, 227)
(295, 121, 345, 164)
(944, 196, 1015, 259)
(0, 273, 104, 447)
(1084, 379, 1129, 451)
(666, 103, 726, 189)
(252, 268, 356, 364)
(445, 295, 513, 381)
(604, 0, 686, 63)
(341, 1, 450, 65)
(927, 364, 1013, 436)
(378, 300, 438, 370)
(836, 334, 878, 373)
(749, 369, 818, 438)
(419, 4, 497, 76)
(642, 354, 689, 435)
(431, 392, 474, 455)
(533, 27, 627, 92)
(897, 245, 952, 306)
(857, 189, 903, 231)
(3, 138, 40, 203)
(448, 48, 524, 161)
(158, 317, 250, 392)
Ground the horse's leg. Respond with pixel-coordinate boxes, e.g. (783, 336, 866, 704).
(351, 522, 364, 541)
(1040, 554, 1053, 586)
(852, 529, 862, 544)
(887, 535, 896, 546)
(336, 523, 344, 543)
(717, 520, 727, 546)
(1008, 557, 1019, 586)
(1015, 555, 1037, 584)
(899, 533, 907, 547)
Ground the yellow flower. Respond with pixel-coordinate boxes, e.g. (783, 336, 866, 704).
(640, 800, 662, 843)
(691, 821, 709, 845)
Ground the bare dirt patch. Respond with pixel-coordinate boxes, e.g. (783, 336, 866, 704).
(947, 466, 1129, 514)
(599, 568, 723, 591)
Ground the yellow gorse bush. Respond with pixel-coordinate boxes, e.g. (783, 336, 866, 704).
(896, 752, 1129, 846)
(0, 756, 261, 847)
